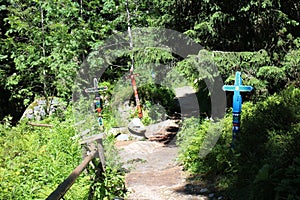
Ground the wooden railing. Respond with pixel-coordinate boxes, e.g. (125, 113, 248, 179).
(46, 130, 106, 200)
(46, 150, 97, 200)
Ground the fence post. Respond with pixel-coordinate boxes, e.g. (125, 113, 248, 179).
(79, 133, 106, 172)
(96, 138, 106, 171)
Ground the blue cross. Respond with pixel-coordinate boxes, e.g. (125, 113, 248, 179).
(223, 71, 253, 113)
(222, 71, 253, 147)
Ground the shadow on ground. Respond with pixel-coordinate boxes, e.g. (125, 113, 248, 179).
(174, 174, 230, 200)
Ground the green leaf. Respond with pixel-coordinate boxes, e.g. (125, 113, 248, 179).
(254, 164, 270, 183)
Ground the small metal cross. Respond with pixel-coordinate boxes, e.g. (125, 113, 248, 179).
(85, 78, 108, 126)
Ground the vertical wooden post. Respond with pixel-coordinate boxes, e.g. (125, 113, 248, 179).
(126, 0, 143, 119)
(96, 138, 106, 172)
(127, 71, 143, 119)
(79, 133, 106, 172)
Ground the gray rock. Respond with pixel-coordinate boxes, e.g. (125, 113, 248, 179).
(144, 120, 179, 138)
(128, 133, 145, 141)
(200, 188, 208, 193)
(21, 97, 65, 121)
(116, 134, 130, 141)
(109, 127, 129, 136)
(128, 118, 146, 137)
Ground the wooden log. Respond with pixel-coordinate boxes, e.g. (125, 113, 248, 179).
(46, 150, 97, 200)
(79, 133, 105, 145)
(80, 129, 91, 137)
(27, 122, 53, 127)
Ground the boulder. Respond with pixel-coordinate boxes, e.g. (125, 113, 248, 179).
(109, 127, 129, 136)
(116, 134, 130, 141)
(145, 120, 179, 143)
(128, 118, 146, 137)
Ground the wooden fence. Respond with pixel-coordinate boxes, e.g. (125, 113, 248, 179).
(46, 130, 106, 200)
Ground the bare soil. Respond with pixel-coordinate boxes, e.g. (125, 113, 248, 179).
(114, 86, 216, 200)
(116, 140, 207, 200)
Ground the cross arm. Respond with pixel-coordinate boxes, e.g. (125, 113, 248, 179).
(222, 85, 253, 92)
(222, 85, 236, 92)
(84, 86, 108, 93)
(238, 86, 253, 92)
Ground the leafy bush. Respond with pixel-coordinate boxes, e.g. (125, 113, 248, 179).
(126, 83, 178, 123)
(177, 115, 236, 176)
(177, 87, 300, 199)
(0, 107, 126, 200)
(234, 86, 300, 199)
(177, 118, 208, 173)
(89, 166, 126, 200)
(137, 83, 178, 116)
(0, 113, 90, 199)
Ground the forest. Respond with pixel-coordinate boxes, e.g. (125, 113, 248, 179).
(0, 0, 299, 199)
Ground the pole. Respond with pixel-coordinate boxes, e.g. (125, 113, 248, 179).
(129, 69, 143, 119)
(126, 0, 143, 119)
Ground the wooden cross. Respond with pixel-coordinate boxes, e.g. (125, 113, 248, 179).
(222, 71, 253, 146)
(126, 67, 143, 119)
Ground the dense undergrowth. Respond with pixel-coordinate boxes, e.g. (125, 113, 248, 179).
(177, 86, 300, 200)
(0, 108, 126, 200)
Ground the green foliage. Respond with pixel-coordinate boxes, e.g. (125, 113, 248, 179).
(0, 107, 126, 199)
(176, 50, 217, 85)
(177, 87, 300, 199)
(182, 0, 300, 52)
(138, 83, 178, 115)
(176, 118, 204, 173)
(177, 49, 298, 100)
(283, 49, 300, 87)
(177, 115, 237, 176)
(90, 166, 127, 200)
(88, 134, 127, 200)
(234, 87, 300, 199)
(257, 66, 285, 84)
(2, 0, 299, 199)
(3, 0, 85, 99)
(0, 112, 90, 199)
(275, 157, 300, 200)
(1, 0, 299, 124)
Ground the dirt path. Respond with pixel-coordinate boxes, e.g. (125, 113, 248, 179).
(116, 140, 207, 200)
(115, 86, 208, 200)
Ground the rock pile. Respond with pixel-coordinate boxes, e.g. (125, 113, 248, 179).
(21, 97, 65, 121)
